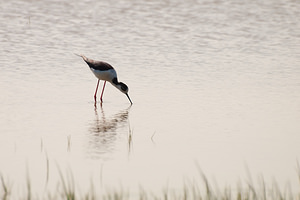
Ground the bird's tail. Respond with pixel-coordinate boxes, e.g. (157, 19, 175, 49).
(75, 53, 91, 65)
(74, 53, 86, 59)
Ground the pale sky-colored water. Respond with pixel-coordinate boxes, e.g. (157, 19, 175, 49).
(0, 0, 300, 198)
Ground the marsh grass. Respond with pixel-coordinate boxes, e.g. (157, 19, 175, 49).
(26, 169, 32, 200)
(0, 163, 299, 200)
(67, 135, 72, 152)
(0, 173, 10, 200)
(57, 166, 75, 200)
(127, 124, 133, 153)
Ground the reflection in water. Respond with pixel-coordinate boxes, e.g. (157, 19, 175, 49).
(86, 104, 131, 159)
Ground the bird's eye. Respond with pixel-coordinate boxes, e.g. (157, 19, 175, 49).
(120, 83, 128, 91)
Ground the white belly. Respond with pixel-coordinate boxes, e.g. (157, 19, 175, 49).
(90, 68, 117, 82)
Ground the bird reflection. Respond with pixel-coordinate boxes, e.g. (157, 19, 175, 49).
(86, 104, 131, 160)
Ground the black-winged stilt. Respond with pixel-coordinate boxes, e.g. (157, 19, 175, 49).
(76, 54, 132, 104)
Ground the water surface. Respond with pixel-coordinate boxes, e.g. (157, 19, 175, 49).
(0, 0, 300, 197)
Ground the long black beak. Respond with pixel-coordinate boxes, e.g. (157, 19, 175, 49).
(126, 93, 133, 104)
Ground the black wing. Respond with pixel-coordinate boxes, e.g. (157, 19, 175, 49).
(78, 54, 114, 71)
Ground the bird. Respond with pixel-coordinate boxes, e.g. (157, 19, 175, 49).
(76, 54, 132, 104)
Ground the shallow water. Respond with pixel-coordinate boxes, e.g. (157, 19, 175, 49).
(0, 0, 300, 197)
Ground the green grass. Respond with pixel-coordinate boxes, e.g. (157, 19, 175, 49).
(1, 165, 299, 200)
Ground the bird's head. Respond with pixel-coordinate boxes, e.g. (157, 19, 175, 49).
(117, 82, 129, 94)
(116, 82, 132, 104)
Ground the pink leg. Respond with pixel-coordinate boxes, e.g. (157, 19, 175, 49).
(94, 80, 100, 102)
(100, 81, 106, 102)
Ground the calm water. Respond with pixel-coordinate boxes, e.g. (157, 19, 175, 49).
(1, 0, 300, 197)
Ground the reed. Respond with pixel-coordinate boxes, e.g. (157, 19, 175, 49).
(67, 135, 72, 152)
(57, 165, 75, 200)
(0, 173, 9, 200)
(0, 162, 299, 200)
(127, 124, 133, 153)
